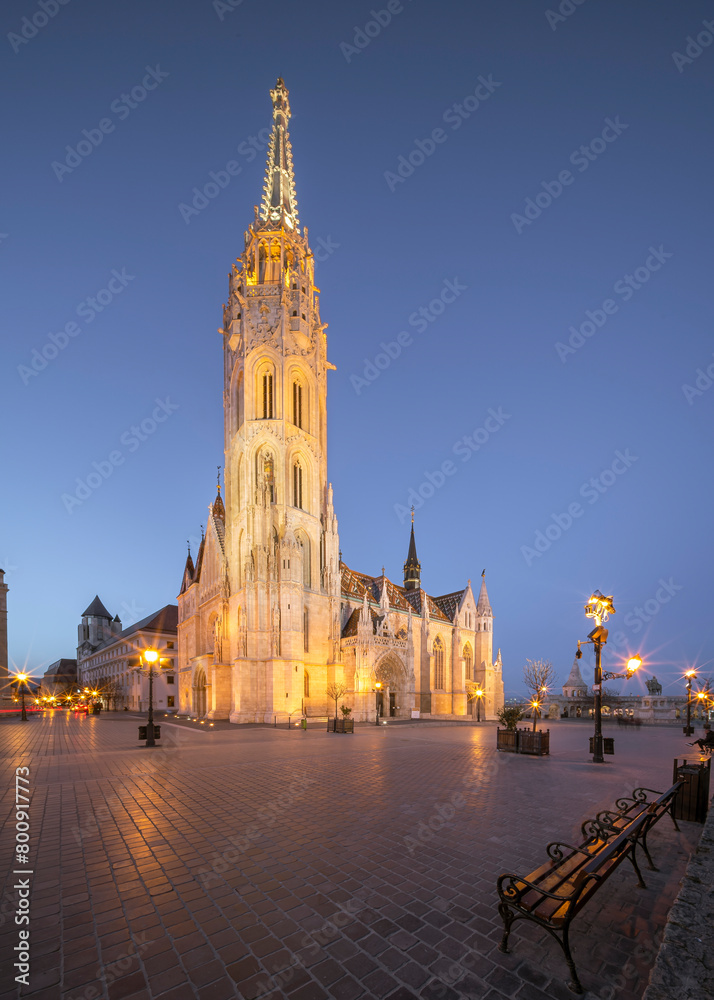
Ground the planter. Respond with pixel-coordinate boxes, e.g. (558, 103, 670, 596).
(497, 727, 549, 755)
(496, 728, 518, 753)
(327, 717, 354, 734)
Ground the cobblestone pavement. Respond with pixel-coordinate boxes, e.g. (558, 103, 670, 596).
(0, 714, 703, 1000)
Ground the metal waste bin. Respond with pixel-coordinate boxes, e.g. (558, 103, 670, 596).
(589, 737, 614, 754)
(672, 756, 710, 823)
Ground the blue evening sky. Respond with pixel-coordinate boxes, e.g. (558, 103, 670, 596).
(2, 0, 713, 697)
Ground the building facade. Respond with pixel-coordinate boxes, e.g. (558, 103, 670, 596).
(523, 657, 695, 725)
(177, 79, 504, 724)
(77, 597, 178, 712)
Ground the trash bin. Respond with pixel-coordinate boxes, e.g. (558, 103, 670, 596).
(138, 726, 147, 740)
(589, 737, 614, 754)
(672, 756, 710, 823)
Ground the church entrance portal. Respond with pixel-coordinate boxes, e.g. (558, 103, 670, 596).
(374, 655, 408, 720)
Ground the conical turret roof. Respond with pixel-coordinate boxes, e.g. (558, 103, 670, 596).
(563, 657, 587, 689)
(476, 571, 491, 613)
(81, 595, 112, 620)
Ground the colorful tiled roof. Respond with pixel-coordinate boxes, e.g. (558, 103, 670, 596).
(340, 565, 451, 623)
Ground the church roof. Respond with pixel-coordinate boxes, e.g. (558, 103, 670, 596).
(432, 590, 465, 622)
(563, 657, 587, 689)
(340, 565, 451, 623)
(259, 78, 300, 232)
(81, 595, 112, 620)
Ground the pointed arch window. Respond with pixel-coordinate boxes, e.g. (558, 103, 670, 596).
(293, 461, 303, 509)
(433, 637, 445, 690)
(463, 643, 473, 681)
(262, 371, 273, 418)
(293, 380, 303, 429)
(304, 669, 310, 698)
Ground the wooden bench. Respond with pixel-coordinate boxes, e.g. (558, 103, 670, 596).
(580, 783, 681, 872)
(497, 812, 649, 994)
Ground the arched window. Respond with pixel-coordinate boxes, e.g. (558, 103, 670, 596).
(262, 371, 273, 418)
(304, 670, 310, 697)
(293, 461, 303, 509)
(433, 637, 445, 689)
(293, 380, 303, 429)
(463, 643, 473, 681)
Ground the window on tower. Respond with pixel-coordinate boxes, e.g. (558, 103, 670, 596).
(293, 381, 303, 429)
(262, 372, 273, 419)
(293, 461, 303, 509)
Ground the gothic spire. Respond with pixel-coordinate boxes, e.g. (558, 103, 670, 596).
(213, 466, 225, 521)
(477, 570, 491, 614)
(403, 508, 421, 591)
(259, 78, 300, 232)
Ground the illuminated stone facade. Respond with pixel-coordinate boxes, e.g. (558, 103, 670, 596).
(177, 80, 504, 724)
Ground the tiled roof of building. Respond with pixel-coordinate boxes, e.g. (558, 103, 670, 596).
(81, 595, 113, 619)
(432, 590, 465, 622)
(340, 565, 451, 623)
(43, 658, 77, 679)
(121, 605, 178, 637)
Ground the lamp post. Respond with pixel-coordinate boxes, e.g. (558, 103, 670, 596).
(475, 687, 484, 722)
(375, 681, 382, 726)
(684, 669, 696, 736)
(13, 672, 29, 721)
(577, 591, 642, 763)
(143, 649, 159, 747)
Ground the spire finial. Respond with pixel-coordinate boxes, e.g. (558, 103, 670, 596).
(217, 466, 221, 494)
(200, 524, 204, 540)
(411, 505, 415, 525)
(259, 78, 300, 231)
(187, 540, 191, 554)
(482, 569, 485, 578)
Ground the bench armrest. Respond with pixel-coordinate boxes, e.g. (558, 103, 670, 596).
(546, 841, 597, 861)
(497, 872, 591, 904)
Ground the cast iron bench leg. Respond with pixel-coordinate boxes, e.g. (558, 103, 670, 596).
(497, 903, 515, 953)
(626, 845, 647, 889)
(561, 923, 584, 995)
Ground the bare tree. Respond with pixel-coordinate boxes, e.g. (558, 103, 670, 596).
(326, 682, 347, 719)
(523, 659, 557, 731)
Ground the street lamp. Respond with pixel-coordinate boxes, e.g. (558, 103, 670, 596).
(576, 591, 641, 763)
(374, 681, 382, 726)
(684, 669, 697, 736)
(13, 672, 30, 721)
(475, 687, 484, 722)
(143, 649, 159, 746)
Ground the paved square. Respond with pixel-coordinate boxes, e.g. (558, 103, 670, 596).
(0, 715, 702, 1000)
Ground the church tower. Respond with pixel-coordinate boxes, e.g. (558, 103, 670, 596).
(201, 78, 341, 722)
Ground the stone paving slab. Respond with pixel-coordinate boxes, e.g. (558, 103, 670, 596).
(0, 715, 703, 1000)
